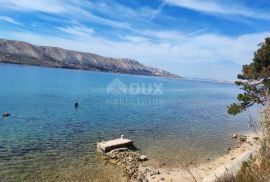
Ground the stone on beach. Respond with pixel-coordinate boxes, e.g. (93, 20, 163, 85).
(139, 155, 148, 161)
(232, 134, 248, 143)
(239, 135, 247, 143)
(232, 134, 238, 138)
(253, 136, 259, 140)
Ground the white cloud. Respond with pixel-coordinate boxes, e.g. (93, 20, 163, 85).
(139, 1, 167, 21)
(0, 0, 67, 13)
(82, 12, 131, 29)
(0, 0, 131, 29)
(164, 0, 270, 19)
(0, 16, 21, 25)
(59, 26, 94, 36)
(143, 30, 187, 41)
(1, 29, 269, 80)
(165, 0, 227, 14)
(121, 36, 149, 43)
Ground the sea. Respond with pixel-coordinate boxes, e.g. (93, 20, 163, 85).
(0, 63, 252, 182)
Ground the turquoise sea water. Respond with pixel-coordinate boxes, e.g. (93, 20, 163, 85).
(0, 64, 251, 181)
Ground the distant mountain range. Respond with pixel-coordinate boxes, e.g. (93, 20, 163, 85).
(0, 38, 179, 78)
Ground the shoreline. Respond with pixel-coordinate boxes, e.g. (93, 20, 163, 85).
(0, 61, 180, 79)
(141, 133, 260, 182)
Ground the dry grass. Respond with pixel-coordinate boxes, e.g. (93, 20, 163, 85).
(216, 106, 270, 182)
(215, 171, 236, 182)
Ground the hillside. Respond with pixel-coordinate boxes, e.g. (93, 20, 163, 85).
(0, 38, 178, 77)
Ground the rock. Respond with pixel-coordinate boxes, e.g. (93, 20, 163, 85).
(138, 175, 146, 182)
(140, 167, 150, 175)
(139, 155, 148, 161)
(111, 160, 118, 165)
(127, 156, 133, 162)
(239, 135, 247, 143)
(109, 147, 129, 153)
(150, 169, 160, 176)
(160, 177, 165, 180)
(232, 134, 238, 138)
(160, 162, 166, 167)
(138, 175, 148, 182)
(2, 112, 10, 117)
(98, 147, 151, 180)
(253, 136, 259, 140)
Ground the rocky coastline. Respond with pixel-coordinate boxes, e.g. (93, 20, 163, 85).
(97, 133, 260, 182)
(97, 147, 164, 182)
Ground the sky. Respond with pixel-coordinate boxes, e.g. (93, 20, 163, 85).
(0, 0, 270, 80)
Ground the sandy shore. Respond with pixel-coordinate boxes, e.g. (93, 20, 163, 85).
(141, 133, 260, 182)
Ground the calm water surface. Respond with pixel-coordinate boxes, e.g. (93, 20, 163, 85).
(0, 64, 250, 181)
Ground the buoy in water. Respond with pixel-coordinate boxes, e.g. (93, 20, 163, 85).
(75, 102, 79, 109)
(2, 112, 10, 117)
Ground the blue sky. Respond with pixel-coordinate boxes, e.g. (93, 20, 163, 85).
(0, 0, 270, 80)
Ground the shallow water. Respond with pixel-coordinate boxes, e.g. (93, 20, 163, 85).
(0, 64, 250, 181)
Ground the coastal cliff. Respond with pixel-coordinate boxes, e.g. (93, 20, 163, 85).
(0, 38, 179, 77)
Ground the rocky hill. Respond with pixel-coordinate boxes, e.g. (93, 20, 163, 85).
(0, 38, 178, 77)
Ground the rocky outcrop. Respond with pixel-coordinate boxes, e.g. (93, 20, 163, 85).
(0, 38, 179, 78)
(97, 148, 163, 182)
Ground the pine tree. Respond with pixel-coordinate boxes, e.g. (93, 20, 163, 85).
(228, 37, 270, 115)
